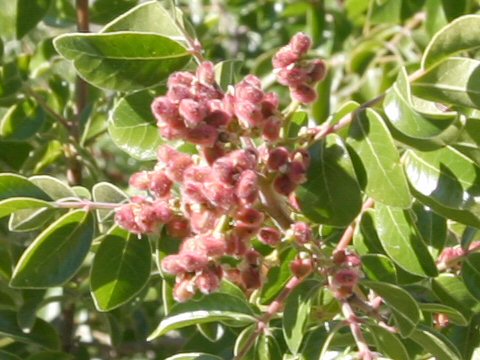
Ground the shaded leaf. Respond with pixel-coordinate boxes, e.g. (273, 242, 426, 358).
(432, 274, 480, 318)
(461, 253, 480, 301)
(361, 254, 397, 283)
(409, 325, 462, 360)
(0, 198, 52, 219)
(16, 0, 52, 38)
(419, 303, 468, 326)
(214, 60, 242, 92)
(0, 100, 45, 141)
(0, 174, 51, 201)
(164, 354, 223, 360)
(368, 324, 410, 360)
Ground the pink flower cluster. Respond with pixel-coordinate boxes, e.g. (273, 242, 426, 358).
(329, 250, 362, 299)
(272, 32, 326, 103)
(115, 33, 323, 302)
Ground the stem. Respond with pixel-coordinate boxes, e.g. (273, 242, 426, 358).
(341, 300, 376, 360)
(258, 175, 293, 230)
(75, 0, 89, 123)
(234, 275, 306, 360)
(335, 198, 374, 252)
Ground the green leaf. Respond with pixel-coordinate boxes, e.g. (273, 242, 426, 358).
(461, 253, 480, 301)
(353, 209, 385, 256)
(26, 352, 74, 360)
(297, 134, 362, 226)
(0, 350, 22, 360)
(409, 326, 462, 360)
(0, 198, 52, 219)
(0, 174, 51, 201)
(0, 100, 45, 141)
(53, 32, 191, 91)
(91, 227, 151, 311)
(287, 111, 308, 139)
(362, 281, 420, 337)
(384, 67, 461, 142)
(10, 210, 94, 288)
(413, 57, 480, 109)
(148, 293, 256, 340)
(92, 182, 127, 228)
(403, 147, 480, 216)
(16, 0, 52, 38)
(90, 0, 138, 25)
(419, 303, 468, 326)
(412, 203, 447, 258)
(234, 324, 256, 360)
(214, 60, 242, 92)
(102, 0, 184, 37)
(422, 15, 480, 69)
(260, 248, 296, 304)
(0, 309, 59, 349)
(368, 324, 410, 360)
(348, 108, 411, 208)
(29, 176, 76, 200)
(17, 289, 46, 332)
(108, 91, 163, 160)
(361, 254, 397, 283)
(164, 354, 223, 360)
(432, 274, 480, 318)
(375, 204, 437, 277)
(283, 280, 322, 354)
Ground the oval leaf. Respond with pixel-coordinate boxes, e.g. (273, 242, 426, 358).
(297, 134, 362, 226)
(108, 91, 163, 160)
(461, 252, 480, 301)
(348, 108, 411, 208)
(91, 227, 151, 311)
(0, 198, 51, 219)
(148, 293, 255, 340)
(419, 303, 468, 326)
(361, 254, 397, 283)
(423, 15, 480, 69)
(375, 204, 438, 277)
(10, 210, 94, 288)
(0, 100, 45, 141)
(409, 326, 462, 360)
(368, 324, 410, 360)
(363, 281, 420, 337)
(16, 0, 52, 39)
(53, 32, 191, 91)
(0, 174, 51, 201)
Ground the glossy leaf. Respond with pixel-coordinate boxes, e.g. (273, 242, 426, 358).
(17, 289, 46, 332)
(92, 182, 128, 228)
(297, 134, 362, 226)
(384, 67, 460, 141)
(363, 281, 420, 337)
(0, 309, 59, 349)
(403, 147, 480, 216)
(413, 58, 480, 109)
(53, 32, 191, 91)
(348, 108, 411, 207)
(10, 210, 94, 288)
(461, 253, 480, 301)
(91, 227, 151, 311)
(16, 0, 52, 38)
(283, 280, 322, 354)
(422, 15, 480, 69)
(432, 274, 480, 318)
(0, 100, 45, 141)
(375, 204, 437, 277)
(419, 303, 468, 326)
(164, 354, 223, 360)
(108, 91, 163, 160)
(361, 254, 397, 283)
(260, 248, 296, 304)
(368, 324, 410, 360)
(214, 60, 242, 92)
(148, 293, 256, 340)
(409, 326, 462, 360)
(0, 174, 51, 201)
(353, 209, 385, 256)
(0, 198, 51, 219)
(29, 176, 76, 200)
(412, 203, 447, 258)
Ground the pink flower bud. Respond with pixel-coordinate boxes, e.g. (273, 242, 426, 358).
(235, 170, 259, 205)
(290, 32, 312, 55)
(276, 67, 309, 87)
(201, 144, 226, 165)
(235, 81, 264, 104)
(193, 83, 223, 101)
(292, 148, 311, 167)
(235, 207, 264, 229)
(273, 174, 296, 196)
(183, 181, 208, 204)
(167, 84, 194, 101)
(243, 74, 262, 88)
(168, 71, 195, 87)
(149, 171, 173, 197)
(272, 46, 299, 68)
(179, 99, 209, 127)
(179, 251, 209, 272)
(205, 100, 232, 127)
(115, 204, 140, 233)
(167, 215, 191, 238)
(437, 247, 465, 267)
(173, 277, 196, 302)
(287, 160, 307, 184)
(151, 97, 178, 122)
(258, 227, 282, 246)
(308, 59, 327, 83)
(162, 254, 186, 274)
(333, 268, 360, 288)
(225, 231, 248, 256)
(151, 200, 173, 223)
(261, 92, 280, 116)
(185, 123, 218, 147)
(267, 147, 290, 171)
(158, 122, 187, 140)
(234, 100, 265, 128)
(291, 222, 313, 244)
(201, 235, 227, 257)
(230, 149, 258, 171)
(290, 258, 314, 278)
(290, 84, 317, 104)
(204, 181, 236, 210)
(188, 207, 219, 234)
(196, 61, 216, 85)
(262, 116, 282, 142)
(196, 270, 221, 294)
(213, 156, 238, 185)
(245, 249, 261, 266)
(241, 267, 262, 289)
(157, 146, 194, 183)
(129, 171, 151, 190)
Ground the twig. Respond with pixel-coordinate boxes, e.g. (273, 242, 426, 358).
(341, 300, 376, 360)
(335, 198, 374, 252)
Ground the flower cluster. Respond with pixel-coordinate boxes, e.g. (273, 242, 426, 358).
(272, 32, 326, 103)
(115, 33, 323, 302)
(329, 250, 362, 299)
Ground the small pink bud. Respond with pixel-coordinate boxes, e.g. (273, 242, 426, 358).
(308, 59, 327, 83)
(193, 82, 223, 101)
(261, 92, 280, 116)
(201, 144, 226, 165)
(204, 181, 236, 210)
(183, 181, 208, 204)
(287, 160, 307, 184)
(235, 81, 264, 104)
(151, 200, 173, 223)
(173, 277, 196, 302)
(290, 84, 317, 104)
(115, 204, 140, 233)
(188, 207, 219, 234)
(235, 207, 264, 229)
(168, 71, 195, 87)
(245, 249, 261, 266)
(201, 235, 227, 257)
(243, 75, 262, 88)
(157, 146, 194, 183)
(166, 215, 191, 238)
(267, 147, 290, 171)
(162, 254, 186, 274)
(158, 122, 187, 140)
(262, 116, 282, 142)
(234, 100, 265, 128)
(437, 247, 465, 267)
(149, 171, 173, 197)
(179, 99, 209, 127)
(196, 270, 221, 294)
(333, 268, 360, 287)
(185, 123, 218, 147)
(230, 149, 258, 171)
(291, 258, 314, 278)
(129, 171, 151, 190)
(205, 100, 231, 127)
(291, 222, 313, 244)
(276, 67, 309, 87)
(241, 267, 262, 289)
(272, 46, 299, 68)
(273, 174, 296, 196)
(235, 170, 259, 205)
(292, 148, 311, 168)
(167, 84, 194, 101)
(290, 32, 312, 55)
(151, 97, 178, 122)
(258, 227, 282, 246)
(179, 251, 209, 272)
(196, 61, 216, 85)
(213, 157, 238, 185)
